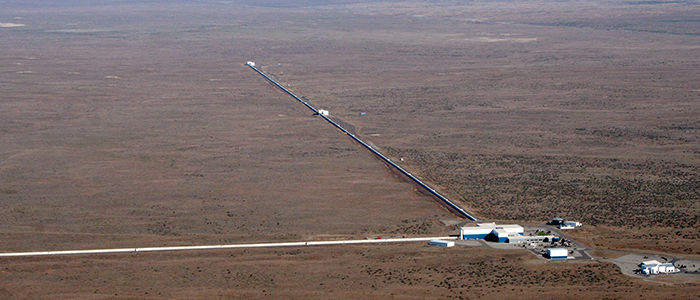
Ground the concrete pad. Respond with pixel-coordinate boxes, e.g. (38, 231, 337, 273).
(455, 240, 484, 247)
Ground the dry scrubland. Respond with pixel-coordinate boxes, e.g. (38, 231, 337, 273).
(3, 245, 695, 300)
(1, 0, 699, 298)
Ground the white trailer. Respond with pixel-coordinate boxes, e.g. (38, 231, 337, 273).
(564, 221, 582, 227)
(429, 240, 455, 247)
(547, 248, 568, 259)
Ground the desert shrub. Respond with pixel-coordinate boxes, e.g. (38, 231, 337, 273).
(386, 148, 700, 230)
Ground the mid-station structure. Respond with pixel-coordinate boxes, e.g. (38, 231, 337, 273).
(640, 260, 677, 275)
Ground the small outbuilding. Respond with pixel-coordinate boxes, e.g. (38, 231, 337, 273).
(641, 260, 677, 275)
(547, 248, 568, 259)
(564, 221, 582, 227)
(429, 240, 455, 247)
(560, 221, 583, 229)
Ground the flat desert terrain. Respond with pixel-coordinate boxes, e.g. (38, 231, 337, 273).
(1, 0, 699, 298)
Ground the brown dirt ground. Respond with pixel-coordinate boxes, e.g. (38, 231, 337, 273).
(2, 244, 697, 300)
(1, 0, 699, 298)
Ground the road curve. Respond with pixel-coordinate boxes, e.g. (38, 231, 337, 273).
(247, 62, 478, 221)
(0, 236, 456, 257)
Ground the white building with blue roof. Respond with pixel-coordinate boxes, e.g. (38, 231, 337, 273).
(641, 260, 677, 275)
(459, 223, 524, 243)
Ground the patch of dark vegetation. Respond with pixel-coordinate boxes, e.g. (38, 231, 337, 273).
(0, 188, 18, 194)
(363, 258, 635, 292)
(147, 220, 179, 236)
(625, 0, 688, 5)
(287, 145, 358, 158)
(581, 126, 691, 143)
(390, 218, 439, 235)
(528, 14, 700, 36)
(660, 120, 700, 131)
(386, 148, 700, 229)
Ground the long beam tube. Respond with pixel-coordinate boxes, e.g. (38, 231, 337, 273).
(247, 63, 477, 221)
(0, 236, 456, 257)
